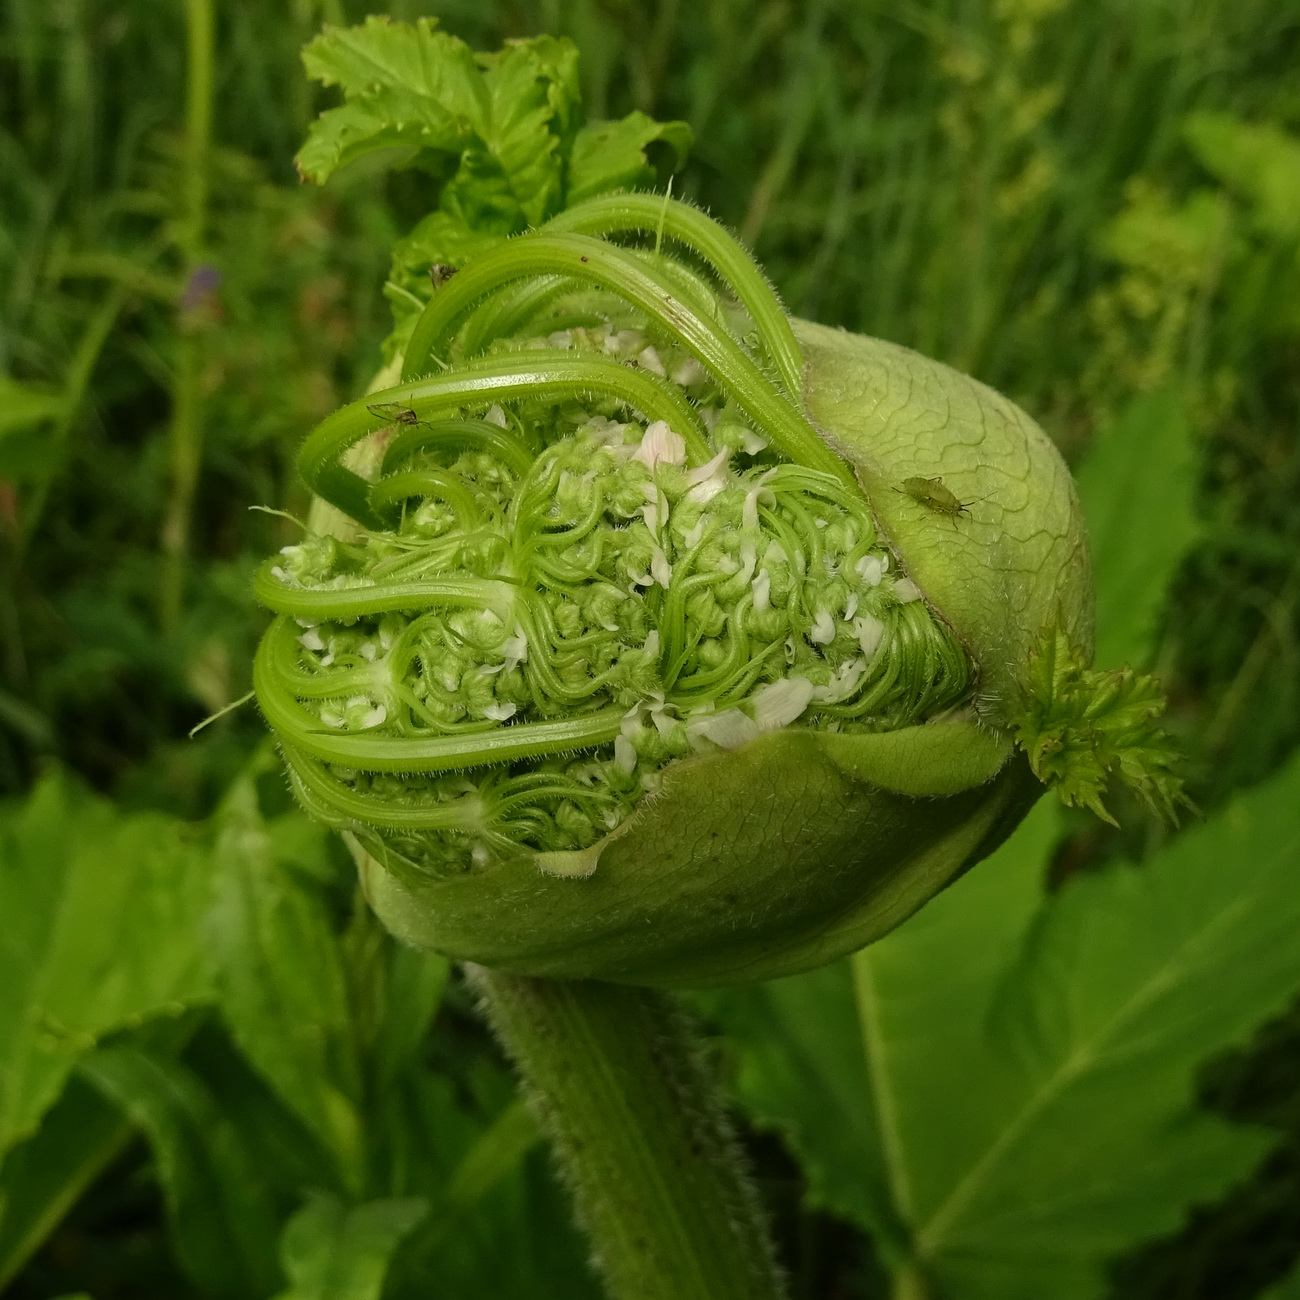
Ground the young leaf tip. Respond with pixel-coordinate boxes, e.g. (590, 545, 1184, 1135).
(1014, 628, 1189, 826)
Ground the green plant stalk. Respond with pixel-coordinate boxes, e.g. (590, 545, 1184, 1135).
(159, 0, 214, 631)
(890, 1261, 930, 1300)
(4, 284, 126, 692)
(21, 283, 128, 550)
(468, 967, 787, 1300)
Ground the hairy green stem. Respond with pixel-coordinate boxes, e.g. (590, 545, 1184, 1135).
(300, 351, 710, 528)
(400, 232, 854, 491)
(544, 194, 804, 396)
(159, 0, 214, 630)
(468, 968, 787, 1300)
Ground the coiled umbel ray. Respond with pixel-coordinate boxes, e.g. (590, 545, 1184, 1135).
(253, 193, 1089, 986)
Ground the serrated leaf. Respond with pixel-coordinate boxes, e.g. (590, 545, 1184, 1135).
(568, 112, 693, 204)
(274, 1193, 427, 1300)
(80, 1046, 281, 1297)
(919, 755, 1300, 1299)
(296, 18, 695, 368)
(296, 18, 483, 184)
(296, 19, 579, 231)
(472, 36, 580, 226)
(715, 753, 1300, 1297)
(1075, 387, 1200, 671)
(702, 798, 1058, 1270)
(206, 773, 365, 1193)
(0, 773, 212, 1159)
(1016, 629, 1185, 823)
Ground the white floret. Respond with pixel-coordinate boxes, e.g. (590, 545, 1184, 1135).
(631, 420, 685, 469)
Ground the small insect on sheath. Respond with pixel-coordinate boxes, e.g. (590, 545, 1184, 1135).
(898, 475, 981, 522)
(367, 402, 423, 426)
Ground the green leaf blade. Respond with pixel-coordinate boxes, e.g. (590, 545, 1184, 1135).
(80, 1046, 282, 1298)
(275, 1193, 427, 1300)
(296, 17, 483, 184)
(568, 112, 694, 204)
(916, 752, 1300, 1297)
(477, 36, 581, 226)
(0, 774, 212, 1159)
(701, 800, 1059, 1262)
(1074, 387, 1200, 671)
(206, 775, 365, 1194)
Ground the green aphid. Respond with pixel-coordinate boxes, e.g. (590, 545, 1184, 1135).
(899, 475, 977, 521)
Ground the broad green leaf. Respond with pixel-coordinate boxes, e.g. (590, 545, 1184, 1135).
(568, 112, 694, 204)
(916, 756, 1300, 1299)
(296, 17, 693, 368)
(697, 962, 906, 1256)
(848, 801, 1061, 1235)
(0, 772, 212, 1159)
(80, 1046, 281, 1297)
(0, 1076, 132, 1288)
(703, 798, 1058, 1268)
(206, 773, 365, 1193)
(1074, 387, 1200, 669)
(366, 940, 449, 1099)
(718, 752, 1300, 1298)
(274, 1193, 426, 1300)
(0, 375, 65, 442)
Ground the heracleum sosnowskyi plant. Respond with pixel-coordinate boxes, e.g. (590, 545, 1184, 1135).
(250, 18, 1183, 1300)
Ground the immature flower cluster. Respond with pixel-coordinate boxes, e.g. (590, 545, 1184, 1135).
(256, 299, 972, 878)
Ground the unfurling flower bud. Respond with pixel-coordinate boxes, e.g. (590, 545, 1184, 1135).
(253, 194, 1165, 987)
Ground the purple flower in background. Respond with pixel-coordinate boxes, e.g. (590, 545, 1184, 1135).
(180, 264, 222, 313)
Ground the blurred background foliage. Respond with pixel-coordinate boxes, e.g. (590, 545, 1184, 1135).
(1, 1, 1298, 1297)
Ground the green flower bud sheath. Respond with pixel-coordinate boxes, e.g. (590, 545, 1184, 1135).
(255, 188, 1084, 1296)
(255, 195, 1074, 986)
